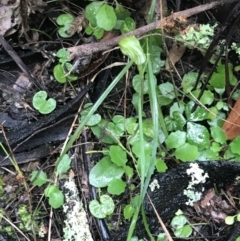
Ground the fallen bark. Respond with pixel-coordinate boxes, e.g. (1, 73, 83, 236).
(68, 0, 239, 59)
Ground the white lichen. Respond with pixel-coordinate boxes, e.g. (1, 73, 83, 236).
(62, 170, 93, 241)
(184, 163, 209, 206)
(149, 179, 160, 192)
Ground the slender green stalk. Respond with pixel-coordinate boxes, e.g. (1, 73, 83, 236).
(57, 60, 133, 165)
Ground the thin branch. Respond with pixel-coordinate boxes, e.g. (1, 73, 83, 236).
(68, 0, 238, 59)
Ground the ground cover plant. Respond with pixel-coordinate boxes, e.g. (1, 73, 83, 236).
(1, 0, 240, 241)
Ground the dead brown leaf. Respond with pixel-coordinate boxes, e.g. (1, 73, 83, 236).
(165, 43, 186, 70)
(222, 98, 240, 139)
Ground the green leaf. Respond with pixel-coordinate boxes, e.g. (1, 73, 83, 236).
(85, 2, 103, 26)
(30, 171, 48, 187)
(86, 114, 102, 126)
(89, 156, 125, 187)
(120, 17, 135, 34)
(149, 45, 164, 74)
(156, 159, 168, 172)
(225, 216, 235, 225)
(89, 195, 115, 218)
(56, 14, 74, 38)
(115, 4, 130, 20)
(106, 121, 125, 138)
(171, 215, 187, 228)
(132, 140, 152, 158)
(96, 4, 117, 31)
(182, 72, 198, 93)
(123, 204, 135, 219)
(113, 115, 125, 132)
(125, 165, 134, 178)
(165, 112, 186, 132)
(174, 225, 192, 238)
(109, 145, 127, 167)
(32, 91, 56, 114)
(159, 82, 177, 99)
(198, 149, 219, 161)
(230, 136, 240, 155)
(165, 131, 186, 149)
(119, 36, 146, 65)
(170, 102, 185, 117)
(93, 27, 104, 39)
(125, 117, 138, 135)
(132, 74, 148, 94)
(210, 126, 226, 144)
(143, 119, 154, 138)
(185, 101, 209, 121)
(209, 72, 225, 89)
(54, 64, 67, 83)
(57, 13, 74, 25)
(192, 89, 214, 105)
(56, 154, 71, 175)
(210, 142, 222, 153)
(187, 122, 210, 149)
(107, 178, 126, 195)
(56, 48, 70, 63)
(44, 185, 64, 209)
(175, 143, 199, 161)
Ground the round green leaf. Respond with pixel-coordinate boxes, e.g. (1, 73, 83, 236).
(171, 215, 187, 228)
(56, 48, 70, 62)
(96, 4, 117, 31)
(56, 154, 71, 175)
(30, 170, 48, 187)
(89, 200, 106, 219)
(165, 131, 186, 149)
(185, 101, 209, 121)
(109, 145, 127, 167)
(174, 225, 192, 238)
(198, 149, 219, 161)
(230, 136, 240, 155)
(107, 178, 126, 195)
(187, 122, 210, 148)
(210, 126, 226, 144)
(225, 216, 235, 225)
(120, 17, 135, 34)
(124, 204, 135, 219)
(89, 195, 115, 218)
(192, 89, 214, 105)
(89, 156, 124, 187)
(85, 2, 103, 26)
(143, 119, 154, 138)
(86, 114, 102, 126)
(56, 14, 74, 25)
(170, 102, 185, 117)
(132, 74, 148, 94)
(32, 91, 56, 114)
(182, 72, 198, 93)
(100, 195, 115, 215)
(54, 64, 67, 83)
(159, 82, 176, 99)
(156, 159, 168, 172)
(175, 143, 199, 161)
(115, 4, 130, 20)
(149, 45, 164, 74)
(56, 14, 74, 38)
(165, 112, 186, 132)
(93, 27, 104, 39)
(132, 140, 152, 158)
(44, 185, 64, 209)
(119, 36, 146, 65)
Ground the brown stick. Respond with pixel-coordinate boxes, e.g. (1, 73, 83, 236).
(68, 0, 239, 59)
